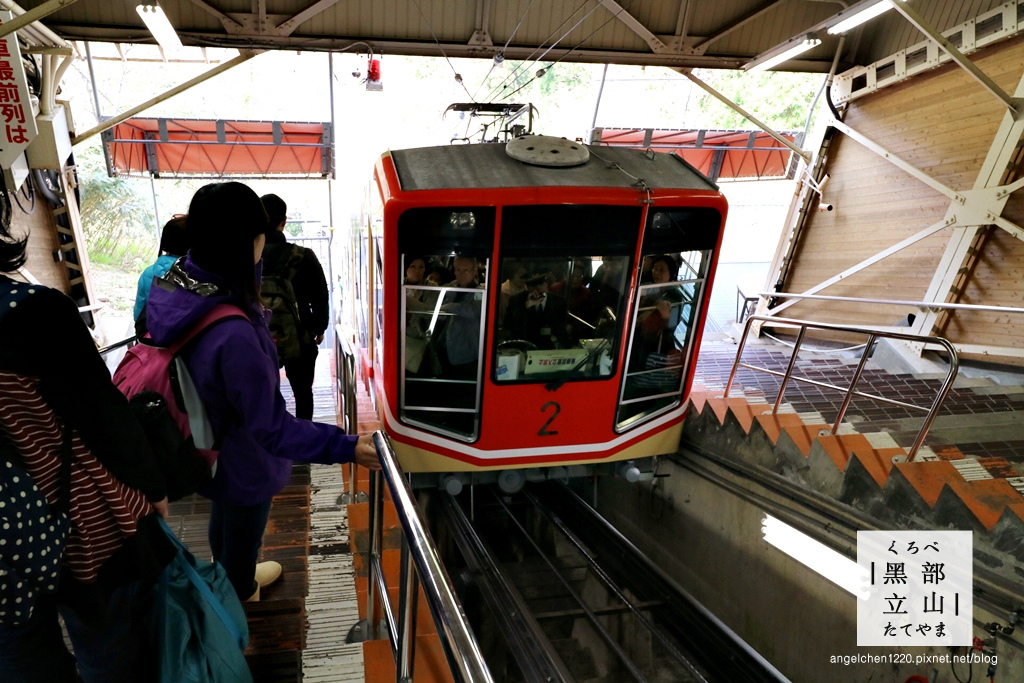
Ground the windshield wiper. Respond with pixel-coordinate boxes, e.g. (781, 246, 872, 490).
(544, 306, 617, 391)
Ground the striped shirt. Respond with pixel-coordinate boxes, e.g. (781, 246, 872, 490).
(0, 371, 151, 583)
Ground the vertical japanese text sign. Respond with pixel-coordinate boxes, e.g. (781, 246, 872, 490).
(0, 11, 37, 169)
(857, 530, 972, 646)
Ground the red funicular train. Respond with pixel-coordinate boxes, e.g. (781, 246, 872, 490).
(344, 135, 726, 488)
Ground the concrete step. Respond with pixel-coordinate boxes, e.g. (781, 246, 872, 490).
(682, 389, 1024, 567)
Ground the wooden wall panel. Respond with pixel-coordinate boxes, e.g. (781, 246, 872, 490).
(945, 229, 1024, 354)
(14, 198, 68, 293)
(778, 33, 1024, 361)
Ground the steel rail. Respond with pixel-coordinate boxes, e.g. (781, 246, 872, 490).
(538, 482, 792, 682)
(369, 432, 494, 683)
(488, 487, 650, 683)
(523, 489, 708, 683)
(438, 491, 574, 683)
(726, 315, 959, 461)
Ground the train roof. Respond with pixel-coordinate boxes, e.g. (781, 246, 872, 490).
(389, 143, 719, 193)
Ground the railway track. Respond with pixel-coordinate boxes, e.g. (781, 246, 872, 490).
(427, 481, 788, 683)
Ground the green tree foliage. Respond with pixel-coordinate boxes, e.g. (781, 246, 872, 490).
(691, 69, 822, 132)
(77, 139, 157, 268)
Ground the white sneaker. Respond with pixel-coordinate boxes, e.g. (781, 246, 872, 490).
(254, 560, 282, 590)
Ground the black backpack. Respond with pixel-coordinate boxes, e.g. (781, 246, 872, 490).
(260, 242, 309, 364)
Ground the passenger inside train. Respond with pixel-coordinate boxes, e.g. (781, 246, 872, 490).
(402, 247, 490, 439)
(503, 272, 570, 350)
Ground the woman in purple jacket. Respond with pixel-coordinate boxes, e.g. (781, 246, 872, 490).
(146, 182, 378, 602)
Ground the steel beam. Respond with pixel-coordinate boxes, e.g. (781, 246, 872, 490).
(597, 0, 666, 53)
(677, 70, 811, 163)
(694, 0, 787, 50)
(71, 51, 260, 145)
(185, 0, 245, 32)
(952, 344, 1024, 359)
(769, 218, 954, 316)
(277, 0, 345, 37)
(891, 0, 1020, 115)
(674, 0, 692, 38)
(912, 69, 1024, 340)
(829, 118, 962, 202)
(761, 291, 1024, 316)
(0, 0, 80, 40)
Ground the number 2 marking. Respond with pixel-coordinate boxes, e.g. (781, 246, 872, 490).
(538, 401, 560, 436)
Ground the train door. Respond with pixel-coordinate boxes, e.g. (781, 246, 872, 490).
(396, 207, 495, 441)
(616, 207, 722, 430)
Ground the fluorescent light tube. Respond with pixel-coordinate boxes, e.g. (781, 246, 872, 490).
(827, 0, 899, 35)
(747, 35, 822, 73)
(762, 515, 870, 599)
(136, 3, 183, 52)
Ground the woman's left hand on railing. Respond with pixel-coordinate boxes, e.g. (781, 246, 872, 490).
(354, 433, 382, 470)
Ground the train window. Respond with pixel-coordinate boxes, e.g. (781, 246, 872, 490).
(397, 208, 494, 442)
(493, 205, 641, 385)
(616, 207, 720, 431)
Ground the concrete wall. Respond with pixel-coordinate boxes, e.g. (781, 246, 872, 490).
(594, 463, 1023, 682)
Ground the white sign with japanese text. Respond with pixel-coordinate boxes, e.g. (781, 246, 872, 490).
(857, 530, 972, 646)
(0, 10, 37, 169)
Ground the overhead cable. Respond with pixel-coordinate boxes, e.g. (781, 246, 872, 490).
(481, 0, 596, 104)
(497, 0, 637, 103)
(408, 0, 476, 101)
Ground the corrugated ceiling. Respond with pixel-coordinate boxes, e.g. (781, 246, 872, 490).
(13, 0, 1021, 72)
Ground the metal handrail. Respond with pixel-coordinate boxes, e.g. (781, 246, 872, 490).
(724, 315, 960, 461)
(97, 335, 137, 357)
(365, 431, 494, 683)
(759, 291, 1024, 316)
(334, 328, 364, 505)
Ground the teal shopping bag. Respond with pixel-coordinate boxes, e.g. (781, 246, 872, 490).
(150, 517, 253, 683)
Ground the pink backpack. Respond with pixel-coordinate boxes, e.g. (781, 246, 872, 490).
(113, 304, 246, 500)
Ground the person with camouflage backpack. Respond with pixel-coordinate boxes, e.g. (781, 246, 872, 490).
(259, 194, 329, 421)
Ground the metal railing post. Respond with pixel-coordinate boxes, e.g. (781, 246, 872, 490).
(723, 316, 755, 398)
(773, 325, 807, 414)
(370, 432, 494, 683)
(365, 468, 382, 640)
(908, 345, 960, 460)
(397, 535, 419, 682)
(726, 315, 960, 465)
(831, 334, 875, 435)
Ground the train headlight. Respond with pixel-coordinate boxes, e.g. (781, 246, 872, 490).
(449, 211, 476, 230)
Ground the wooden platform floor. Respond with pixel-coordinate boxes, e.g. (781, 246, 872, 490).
(165, 347, 369, 683)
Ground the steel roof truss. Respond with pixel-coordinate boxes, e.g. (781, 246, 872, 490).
(890, 0, 1019, 114)
(693, 0, 787, 50)
(277, 0, 346, 37)
(677, 69, 811, 163)
(835, 2, 1024, 105)
(767, 218, 954, 317)
(186, 0, 245, 33)
(596, 0, 668, 53)
(0, 0, 82, 41)
(73, 51, 258, 144)
(469, 0, 493, 46)
(909, 68, 1024, 349)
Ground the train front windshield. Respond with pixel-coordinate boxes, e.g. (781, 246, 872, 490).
(493, 205, 640, 385)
